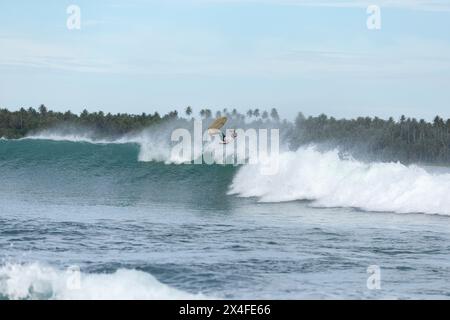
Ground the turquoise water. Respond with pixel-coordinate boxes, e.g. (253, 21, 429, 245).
(1, 138, 450, 299)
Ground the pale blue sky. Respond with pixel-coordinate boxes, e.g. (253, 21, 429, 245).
(1, 0, 449, 120)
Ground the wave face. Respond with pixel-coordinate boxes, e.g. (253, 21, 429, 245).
(0, 137, 236, 211)
(23, 126, 237, 164)
(3, 132, 450, 216)
(23, 127, 179, 163)
(0, 263, 203, 300)
(229, 147, 450, 215)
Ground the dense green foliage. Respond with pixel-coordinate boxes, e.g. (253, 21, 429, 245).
(290, 113, 450, 164)
(0, 105, 279, 139)
(0, 105, 175, 139)
(1, 105, 450, 164)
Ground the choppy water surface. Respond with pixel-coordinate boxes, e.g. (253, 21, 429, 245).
(1, 138, 449, 299)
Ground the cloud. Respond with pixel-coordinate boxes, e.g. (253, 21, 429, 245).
(1, 29, 450, 79)
(0, 37, 115, 73)
(1, 37, 450, 79)
(190, 0, 450, 11)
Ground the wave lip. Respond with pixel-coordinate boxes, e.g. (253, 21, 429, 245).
(229, 146, 450, 216)
(0, 263, 205, 300)
(22, 132, 130, 144)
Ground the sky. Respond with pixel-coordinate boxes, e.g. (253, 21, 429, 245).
(0, 0, 449, 120)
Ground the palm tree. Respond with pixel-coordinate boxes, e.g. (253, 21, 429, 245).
(262, 111, 269, 120)
(39, 104, 47, 115)
(270, 108, 280, 121)
(185, 106, 192, 117)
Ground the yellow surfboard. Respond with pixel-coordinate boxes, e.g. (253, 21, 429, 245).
(208, 116, 227, 130)
(208, 117, 227, 136)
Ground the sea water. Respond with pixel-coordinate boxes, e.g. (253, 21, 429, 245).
(0, 137, 449, 299)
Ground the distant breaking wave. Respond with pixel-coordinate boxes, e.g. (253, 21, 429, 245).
(0, 263, 205, 300)
(229, 147, 450, 216)
(23, 129, 181, 163)
(23, 131, 134, 144)
(23, 128, 243, 164)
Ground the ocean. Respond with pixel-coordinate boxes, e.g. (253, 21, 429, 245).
(1, 135, 450, 299)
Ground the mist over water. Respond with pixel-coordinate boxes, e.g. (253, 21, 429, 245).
(1, 130, 450, 299)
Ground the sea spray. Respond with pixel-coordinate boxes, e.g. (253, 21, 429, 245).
(229, 146, 450, 215)
(16, 131, 450, 215)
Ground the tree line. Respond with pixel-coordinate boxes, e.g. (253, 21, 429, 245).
(1, 105, 449, 164)
(290, 113, 450, 164)
(0, 105, 280, 139)
(0, 105, 174, 139)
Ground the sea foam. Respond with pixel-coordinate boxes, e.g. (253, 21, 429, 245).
(229, 146, 450, 215)
(0, 263, 204, 300)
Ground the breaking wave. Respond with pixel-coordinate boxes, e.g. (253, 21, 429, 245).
(23, 127, 243, 164)
(229, 146, 450, 216)
(15, 130, 450, 215)
(23, 128, 183, 163)
(0, 263, 204, 300)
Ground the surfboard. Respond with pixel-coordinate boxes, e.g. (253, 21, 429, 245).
(208, 116, 227, 130)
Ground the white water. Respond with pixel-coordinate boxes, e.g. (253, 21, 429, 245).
(229, 146, 450, 216)
(0, 263, 204, 300)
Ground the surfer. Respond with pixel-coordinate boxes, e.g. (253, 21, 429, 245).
(219, 129, 238, 144)
(208, 116, 237, 144)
